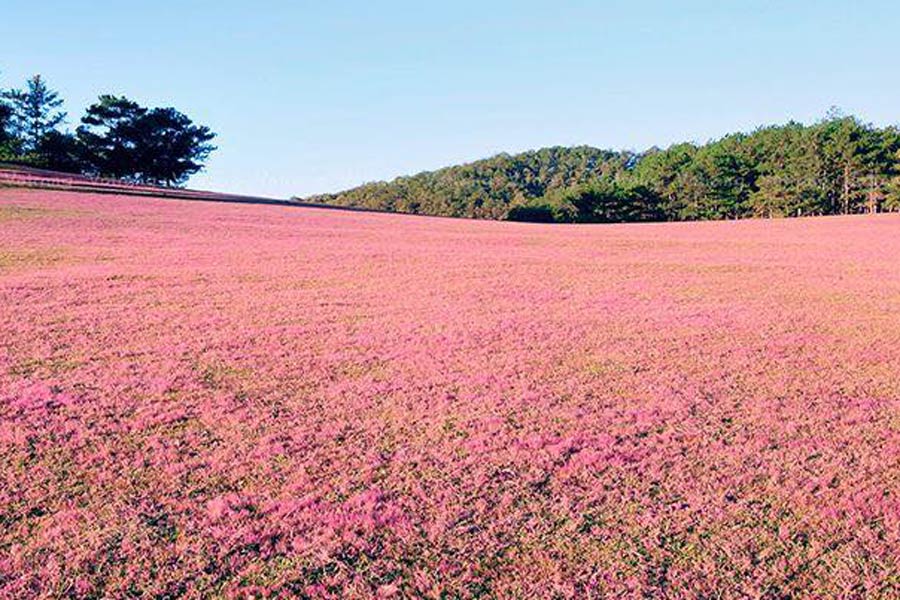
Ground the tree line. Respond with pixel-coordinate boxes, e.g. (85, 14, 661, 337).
(306, 111, 900, 222)
(0, 74, 216, 186)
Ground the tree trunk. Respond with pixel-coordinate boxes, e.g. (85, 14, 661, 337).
(842, 162, 851, 214)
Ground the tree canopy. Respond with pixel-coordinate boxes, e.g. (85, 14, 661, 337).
(2, 75, 66, 156)
(77, 96, 215, 185)
(3, 71, 898, 219)
(0, 74, 216, 186)
(306, 113, 900, 222)
(307, 147, 635, 219)
(0, 99, 13, 159)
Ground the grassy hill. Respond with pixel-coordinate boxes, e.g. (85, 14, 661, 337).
(5, 186, 900, 596)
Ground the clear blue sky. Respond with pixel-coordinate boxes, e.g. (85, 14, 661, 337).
(3, 1, 899, 198)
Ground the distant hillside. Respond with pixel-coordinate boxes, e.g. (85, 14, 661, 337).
(303, 146, 634, 219)
(301, 113, 900, 222)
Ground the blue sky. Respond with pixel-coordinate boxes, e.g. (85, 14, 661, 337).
(3, 1, 899, 198)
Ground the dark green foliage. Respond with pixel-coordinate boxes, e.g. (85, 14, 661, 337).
(75, 95, 147, 180)
(537, 180, 664, 223)
(506, 203, 557, 223)
(77, 95, 216, 186)
(0, 74, 215, 186)
(0, 100, 13, 160)
(129, 107, 216, 186)
(305, 114, 900, 222)
(307, 147, 635, 219)
(33, 130, 86, 173)
(2, 75, 66, 155)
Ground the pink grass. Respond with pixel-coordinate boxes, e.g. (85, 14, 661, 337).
(2, 188, 900, 598)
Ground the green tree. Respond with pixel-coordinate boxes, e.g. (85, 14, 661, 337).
(34, 130, 85, 173)
(813, 112, 893, 214)
(3, 74, 66, 155)
(131, 107, 216, 185)
(531, 180, 663, 223)
(0, 97, 13, 159)
(77, 95, 148, 179)
(629, 143, 697, 219)
(745, 123, 826, 217)
(78, 95, 216, 185)
(877, 129, 900, 212)
(506, 203, 558, 222)
(685, 136, 755, 219)
(307, 146, 628, 218)
(307, 111, 900, 222)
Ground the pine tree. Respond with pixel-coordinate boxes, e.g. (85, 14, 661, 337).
(3, 75, 66, 154)
(77, 95, 216, 185)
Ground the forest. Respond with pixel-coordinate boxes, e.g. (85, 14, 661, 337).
(304, 112, 900, 222)
(5, 71, 898, 219)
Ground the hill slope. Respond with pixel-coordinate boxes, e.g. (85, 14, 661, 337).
(3, 187, 900, 596)
(305, 146, 631, 219)
(302, 114, 900, 222)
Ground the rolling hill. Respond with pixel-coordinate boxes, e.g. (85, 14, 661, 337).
(301, 114, 900, 222)
(3, 185, 900, 596)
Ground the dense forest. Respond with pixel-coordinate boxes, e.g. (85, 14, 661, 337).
(0, 74, 215, 186)
(304, 112, 900, 222)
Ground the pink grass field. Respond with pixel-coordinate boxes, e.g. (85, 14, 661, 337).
(2, 188, 900, 599)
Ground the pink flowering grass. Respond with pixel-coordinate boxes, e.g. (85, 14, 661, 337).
(2, 188, 900, 598)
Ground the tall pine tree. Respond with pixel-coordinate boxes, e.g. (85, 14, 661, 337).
(3, 75, 66, 154)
